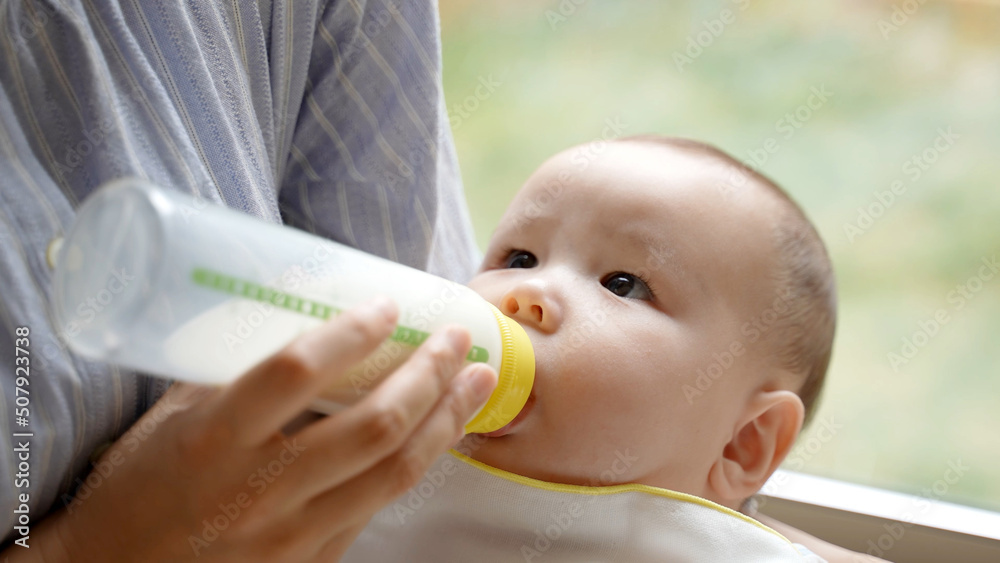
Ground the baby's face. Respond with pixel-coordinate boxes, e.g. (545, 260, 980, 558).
(460, 141, 786, 502)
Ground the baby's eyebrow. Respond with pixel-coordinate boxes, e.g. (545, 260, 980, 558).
(611, 227, 705, 298)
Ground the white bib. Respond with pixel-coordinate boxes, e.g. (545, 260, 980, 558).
(343, 450, 821, 562)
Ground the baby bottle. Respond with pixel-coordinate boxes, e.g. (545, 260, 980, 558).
(51, 178, 534, 434)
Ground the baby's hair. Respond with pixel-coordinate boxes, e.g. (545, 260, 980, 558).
(616, 135, 837, 426)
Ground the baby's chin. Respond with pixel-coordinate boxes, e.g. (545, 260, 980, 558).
(456, 424, 555, 478)
(454, 430, 614, 488)
(458, 438, 572, 484)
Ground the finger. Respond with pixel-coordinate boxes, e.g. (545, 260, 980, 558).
(297, 363, 496, 529)
(278, 326, 472, 503)
(281, 330, 482, 504)
(210, 296, 398, 446)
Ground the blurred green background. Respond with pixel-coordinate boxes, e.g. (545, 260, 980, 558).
(440, 0, 1000, 512)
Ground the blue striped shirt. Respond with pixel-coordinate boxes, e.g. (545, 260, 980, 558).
(0, 0, 478, 541)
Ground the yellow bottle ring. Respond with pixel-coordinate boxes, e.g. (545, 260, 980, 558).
(464, 304, 535, 434)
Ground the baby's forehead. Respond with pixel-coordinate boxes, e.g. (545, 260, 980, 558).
(522, 141, 777, 233)
(539, 140, 766, 205)
(502, 141, 784, 309)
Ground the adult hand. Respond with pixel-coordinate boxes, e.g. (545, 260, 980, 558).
(7, 297, 496, 562)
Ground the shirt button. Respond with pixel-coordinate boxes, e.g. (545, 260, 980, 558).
(46, 237, 64, 269)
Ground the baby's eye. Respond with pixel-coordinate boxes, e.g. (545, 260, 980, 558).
(504, 250, 538, 269)
(602, 272, 653, 300)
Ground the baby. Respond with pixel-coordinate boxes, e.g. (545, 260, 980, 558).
(460, 134, 835, 505)
(346, 135, 841, 561)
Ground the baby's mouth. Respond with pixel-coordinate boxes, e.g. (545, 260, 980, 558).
(476, 392, 536, 438)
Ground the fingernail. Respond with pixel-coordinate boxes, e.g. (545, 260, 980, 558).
(445, 326, 470, 354)
(468, 365, 497, 401)
(366, 296, 397, 322)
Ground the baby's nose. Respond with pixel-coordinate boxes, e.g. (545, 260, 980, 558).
(499, 280, 562, 333)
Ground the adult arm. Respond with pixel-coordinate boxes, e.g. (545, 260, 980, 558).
(277, 0, 481, 283)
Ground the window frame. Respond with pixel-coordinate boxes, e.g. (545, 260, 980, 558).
(759, 470, 1000, 562)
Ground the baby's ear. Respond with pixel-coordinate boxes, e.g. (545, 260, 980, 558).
(707, 389, 804, 503)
